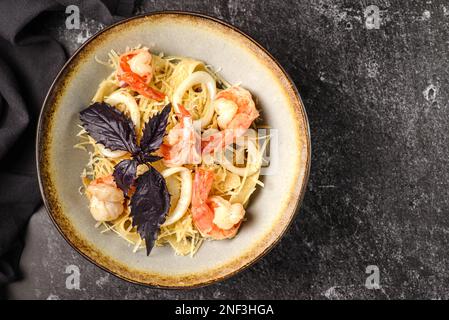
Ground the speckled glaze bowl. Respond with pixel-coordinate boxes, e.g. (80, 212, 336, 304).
(37, 12, 310, 288)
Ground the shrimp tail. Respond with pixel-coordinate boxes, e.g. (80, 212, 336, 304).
(191, 168, 215, 235)
(118, 72, 165, 101)
(177, 104, 191, 118)
(118, 51, 165, 101)
(201, 129, 238, 154)
(192, 168, 214, 206)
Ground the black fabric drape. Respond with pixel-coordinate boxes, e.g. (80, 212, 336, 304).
(0, 0, 135, 288)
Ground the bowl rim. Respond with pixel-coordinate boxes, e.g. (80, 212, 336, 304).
(36, 10, 311, 289)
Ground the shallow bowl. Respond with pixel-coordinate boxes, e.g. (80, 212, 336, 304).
(37, 11, 311, 287)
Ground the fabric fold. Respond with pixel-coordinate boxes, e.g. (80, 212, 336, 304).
(0, 0, 135, 289)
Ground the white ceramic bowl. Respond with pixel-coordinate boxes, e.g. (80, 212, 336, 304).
(37, 12, 310, 287)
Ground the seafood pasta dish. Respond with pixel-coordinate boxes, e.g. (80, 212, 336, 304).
(76, 47, 266, 256)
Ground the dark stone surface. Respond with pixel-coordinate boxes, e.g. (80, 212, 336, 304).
(7, 0, 449, 299)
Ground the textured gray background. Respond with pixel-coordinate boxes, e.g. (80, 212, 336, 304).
(7, 0, 449, 299)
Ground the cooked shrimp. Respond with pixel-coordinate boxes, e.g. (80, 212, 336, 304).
(191, 168, 245, 239)
(202, 86, 259, 153)
(160, 105, 201, 166)
(86, 175, 124, 222)
(117, 49, 165, 101)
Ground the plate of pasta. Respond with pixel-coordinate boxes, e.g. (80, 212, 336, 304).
(37, 12, 310, 287)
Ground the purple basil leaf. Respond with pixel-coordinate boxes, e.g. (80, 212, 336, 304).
(80, 102, 137, 153)
(130, 166, 170, 255)
(140, 104, 171, 153)
(113, 159, 138, 195)
(142, 154, 163, 163)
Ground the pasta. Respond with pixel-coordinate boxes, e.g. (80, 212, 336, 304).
(76, 46, 265, 256)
